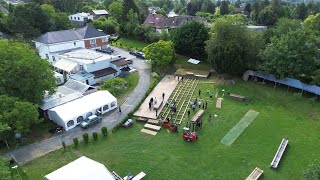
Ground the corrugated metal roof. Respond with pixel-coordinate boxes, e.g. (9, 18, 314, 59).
(40, 92, 83, 110)
(63, 80, 95, 94)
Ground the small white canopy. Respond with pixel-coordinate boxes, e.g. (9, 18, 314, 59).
(45, 156, 115, 180)
(53, 59, 78, 72)
(187, 58, 201, 64)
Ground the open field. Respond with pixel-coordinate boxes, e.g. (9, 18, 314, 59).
(22, 77, 320, 179)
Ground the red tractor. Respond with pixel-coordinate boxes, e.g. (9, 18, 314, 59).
(162, 121, 178, 133)
(182, 127, 197, 142)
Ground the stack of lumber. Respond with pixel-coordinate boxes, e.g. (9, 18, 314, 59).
(246, 167, 263, 180)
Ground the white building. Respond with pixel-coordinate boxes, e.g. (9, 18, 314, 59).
(45, 156, 115, 180)
(53, 48, 130, 85)
(33, 26, 109, 64)
(69, 12, 93, 26)
(48, 90, 117, 131)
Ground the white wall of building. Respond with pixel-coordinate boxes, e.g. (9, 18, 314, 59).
(69, 13, 93, 22)
(84, 60, 111, 73)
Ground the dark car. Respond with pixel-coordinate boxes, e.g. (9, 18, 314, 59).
(80, 115, 102, 129)
(97, 46, 114, 54)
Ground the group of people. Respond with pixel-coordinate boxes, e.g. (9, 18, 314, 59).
(188, 98, 208, 112)
(148, 92, 166, 117)
(174, 75, 184, 82)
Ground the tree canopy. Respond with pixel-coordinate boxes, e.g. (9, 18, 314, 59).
(205, 18, 264, 75)
(259, 30, 318, 79)
(0, 40, 56, 104)
(0, 157, 11, 179)
(143, 40, 175, 73)
(170, 21, 209, 60)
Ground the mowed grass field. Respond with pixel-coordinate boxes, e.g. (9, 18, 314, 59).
(22, 78, 320, 180)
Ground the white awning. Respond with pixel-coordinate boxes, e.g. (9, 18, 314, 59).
(188, 58, 201, 64)
(53, 59, 78, 72)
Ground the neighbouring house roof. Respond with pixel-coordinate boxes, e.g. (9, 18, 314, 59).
(33, 26, 107, 44)
(92, 67, 117, 78)
(91, 9, 108, 15)
(143, 13, 167, 29)
(69, 72, 95, 82)
(45, 156, 115, 180)
(164, 15, 203, 28)
(71, 12, 91, 17)
(48, 91, 116, 122)
(0, 5, 8, 15)
(0, 32, 12, 39)
(111, 59, 130, 67)
(60, 79, 96, 94)
(53, 59, 78, 72)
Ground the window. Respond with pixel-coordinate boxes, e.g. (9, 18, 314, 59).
(102, 37, 108, 42)
(52, 56, 55, 61)
(46, 54, 49, 59)
(77, 116, 84, 123)
(80, 65, 83, 71)
(86, 112, 93, 118)
(111, 102, 116, 108)
(78, 17, 80, 20)
(90, 39, 96, 44)
(74, 42, 76, 46)
(67, 120, 74, 127)
(103, 105, 109, 111)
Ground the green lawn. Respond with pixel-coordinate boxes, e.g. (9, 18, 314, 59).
(22, 77, 320, 179)
(101, 72, 139, 104)
(112, 38, 149, 51)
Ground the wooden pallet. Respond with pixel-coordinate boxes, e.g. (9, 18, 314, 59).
(136, 117, 148, 123)
(144, 123, 161, 131)
(246, 167, 263, 180)
(147, 119, 160, 125)
(216, 98, 222, 109)
(141, 128, 157, 136)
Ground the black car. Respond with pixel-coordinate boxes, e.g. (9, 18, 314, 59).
(80, 115, 102, 129)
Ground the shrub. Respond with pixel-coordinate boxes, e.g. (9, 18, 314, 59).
(92, 132, 98, 141)
(101, 127, 108, 136)
(83, 133, 89, 144)
(73, 138, 79, 148)
(62, 141, 66, 150)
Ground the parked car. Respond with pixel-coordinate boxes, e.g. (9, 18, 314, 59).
(129, 51, 145, 59)
(80, 115, 102, 129)
(97, 46, 114, 54)
(126, 58, 133, 64)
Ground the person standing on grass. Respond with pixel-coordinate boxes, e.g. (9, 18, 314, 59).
(198, 101, 201, 108)
(188, 108, 191, 117)
(118, 106, 121, 113)
(192, 104, 196, 112)
(207, 89, 210, 95)
(209, 114, 212, 122)
(199, 89, 201, 96)
(205, 101, 208, 109)
(202, 104, 205, 110)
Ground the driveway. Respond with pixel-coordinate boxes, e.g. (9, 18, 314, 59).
(3, 47, 151, 165)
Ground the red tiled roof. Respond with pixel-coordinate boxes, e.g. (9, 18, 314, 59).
(143, 14, 166, 29)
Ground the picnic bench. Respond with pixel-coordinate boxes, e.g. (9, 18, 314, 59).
(153, 100, 163, 111)
(144, 123, 161, 131)
(216, 98, 222, 109)
(229, 93, 246, 101)
(270, 138, 289, 169)
(141, 128, 157, 136)
(246, 167, 263, 180)
(136, 117, 148, 123)
(191, 109, 205, 123)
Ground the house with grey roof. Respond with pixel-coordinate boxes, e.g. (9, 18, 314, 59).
(32, 26, 109, 64)
(0, 32, 12, 39)
(90, 9, 109, 19)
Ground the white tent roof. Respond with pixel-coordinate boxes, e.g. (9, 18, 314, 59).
(53, 59, 78, 72)
(187, 58, 201, 64)
(49, 90, 116, 122)
(45, 156, 115, 180)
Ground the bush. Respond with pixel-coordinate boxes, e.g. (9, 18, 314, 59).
(92, 132, 98, 141)
(62, 141, 66, 150)
(82, 133, 89, 144)
(101, 127, 108, 136)
(73, 138, 79, 148)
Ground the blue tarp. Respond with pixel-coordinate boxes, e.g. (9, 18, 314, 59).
(253, 71, 320, 96)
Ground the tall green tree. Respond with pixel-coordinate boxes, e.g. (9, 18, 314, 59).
(186, 0, 201, 16)
(303, 13, 320, 33)
(259, 6, 278, 25)
(143, 40, 175, 73)
(201, 0, 215, 14)
(205, 18, 264, 75)
(244, 3, 252, 17)
(125, 9, 139, 37)
(109, 1, 123, 23)
(259, 30, 317, 79)
(296, 3, 307, 20)
(0, 40, 55, 104)
(220, 1, 229, 15)
(171, 21, 209, 59)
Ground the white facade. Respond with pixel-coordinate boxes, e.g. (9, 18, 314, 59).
(69, 13, 93, 22)
(48, 91, 117, 131)
(34, 40, 85, 64)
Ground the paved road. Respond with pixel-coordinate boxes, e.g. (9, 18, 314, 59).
(3, 47, 150, 165)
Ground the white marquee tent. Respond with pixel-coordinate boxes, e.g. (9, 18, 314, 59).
(45, 156, 115, 180)
(48, 90, 117, 131)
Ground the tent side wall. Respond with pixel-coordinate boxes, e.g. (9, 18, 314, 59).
(47, 110, 67, 130)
